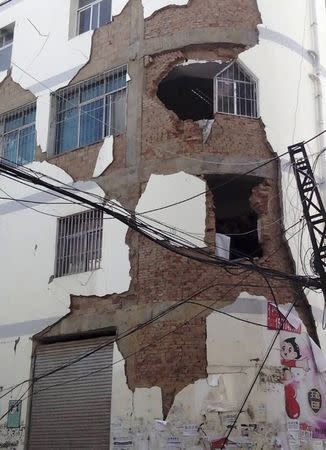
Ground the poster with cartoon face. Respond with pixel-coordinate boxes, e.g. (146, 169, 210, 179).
(279, 331, 326, 439)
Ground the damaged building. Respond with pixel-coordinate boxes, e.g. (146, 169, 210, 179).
(0, 0, 326, 449)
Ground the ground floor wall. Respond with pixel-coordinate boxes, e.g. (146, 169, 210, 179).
(1, 295, 323, 449)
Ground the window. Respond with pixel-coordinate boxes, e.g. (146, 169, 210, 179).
(214, 62, 258, 118)
(27, 336, 113, 449)
(0, 23, 14, 71)
(55, 209, 103, 277)
(55, 66, 127, 154)
(207, 175, 263, 260)
(157, 61, 258, 121)
(0, 103, 36, 165)
(77, 0, 111, 35)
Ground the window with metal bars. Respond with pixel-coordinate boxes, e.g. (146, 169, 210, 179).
(55, 66, 127, 154)
(0, 102, 36, 165)
(77, 0, 111, 35)
(214, 62, 258, 118)
(0, 23, 14, 71)
(55, 209, 104, 278)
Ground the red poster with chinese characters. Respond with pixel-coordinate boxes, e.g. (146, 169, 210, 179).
(267, 303, 301, 334)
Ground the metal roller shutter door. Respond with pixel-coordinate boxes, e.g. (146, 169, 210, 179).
(28, 337, 113, 450)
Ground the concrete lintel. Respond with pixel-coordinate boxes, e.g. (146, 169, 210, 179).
(143, 28, 258, 57)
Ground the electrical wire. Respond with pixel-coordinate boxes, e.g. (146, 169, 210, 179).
(0, 216, 307, 413)
(0, 159, 321, 289)
(220, 293, 300, 449)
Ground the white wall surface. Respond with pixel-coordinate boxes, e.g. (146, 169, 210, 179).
(0, 161, 131, 324)
(136, 172, 206, 247)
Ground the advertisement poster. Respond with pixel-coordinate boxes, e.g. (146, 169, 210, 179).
(268, 303, 326, 440)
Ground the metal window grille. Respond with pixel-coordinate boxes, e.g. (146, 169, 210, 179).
(0, 102, 36, 165)
(77, 0, 111, 35)
(55, 65, 127, 154)
(55, 209, 103, 278)
(0, 25, 13, 71)
(214, 62, 258, 118)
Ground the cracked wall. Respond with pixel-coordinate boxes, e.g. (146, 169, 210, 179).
(0, 0, 324, 448)
(36, 294, 321, 449)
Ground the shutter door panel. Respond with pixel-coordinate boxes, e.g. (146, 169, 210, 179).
(28, 337, 113, 450)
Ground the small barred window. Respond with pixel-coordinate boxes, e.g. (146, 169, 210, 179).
(55, 209, 104, 278)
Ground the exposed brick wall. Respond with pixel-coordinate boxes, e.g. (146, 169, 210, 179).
(49, 142, 101, 181)
(35, 0, 319, 418)
(126, 318, 207, 417)
(0, 74, 35, 114)
(145, 0, 262, 39)
(71, 2, 133, 84)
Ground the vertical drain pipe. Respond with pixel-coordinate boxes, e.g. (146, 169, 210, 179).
(309, 0, 326, 194)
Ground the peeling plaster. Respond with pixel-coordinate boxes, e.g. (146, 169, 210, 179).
(35, 92, 51, 152)
(136, 171, 206, 247)
(93, 135, 114, 178)
(109, 295, 311, 448)
(0, 161, 131, 323)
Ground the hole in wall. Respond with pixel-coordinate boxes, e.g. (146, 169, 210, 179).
(157, 62, 228, 121)
(206, 174, 263, 260)
(157, 60, 258, 121)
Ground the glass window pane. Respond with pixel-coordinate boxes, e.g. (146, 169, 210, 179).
(91, 3, 100, 29)
(0, 44, 12, 71)
(106, 69, 127, 93)
(110, 90, 126, 136)
(18, 125, 35, 165)
(79, 99, 104, 147)
(4, 114, 23, 133)
(80, 80, 104, 103)
(56, 109, 78, 153)
(4, 30, 13, 45)
(2, 130, 18, 163)
(58, 91, 79, 113)
(24, 108, 36, 125)
(99, 0, 111, 26)
(78, 7, 91, 34)
(79, 0, 94, 7)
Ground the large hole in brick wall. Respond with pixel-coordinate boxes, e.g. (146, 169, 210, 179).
(207, 174, 264, 260)
(157, 62, 229, 121)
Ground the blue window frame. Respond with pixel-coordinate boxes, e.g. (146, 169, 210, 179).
(55, 66, 127, 154)
(0, 103, 36, 165)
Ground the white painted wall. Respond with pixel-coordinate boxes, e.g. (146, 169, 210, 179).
(109, 296, 310, 449)
(136, 172, 206, 247)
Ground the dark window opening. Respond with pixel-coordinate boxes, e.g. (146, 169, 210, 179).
(157, 62, 227, 121)
(157, 61, 258, 121)
(207, 174, 263, 260)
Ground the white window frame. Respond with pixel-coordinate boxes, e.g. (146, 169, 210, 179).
(76, 0, 111, 35)
(0, 102, 36, 165)
(214, 61, 259, 119)
(54, 65, 127, 154)
(0, 24, 14, 71)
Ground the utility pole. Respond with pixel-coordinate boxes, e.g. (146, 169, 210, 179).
(288, 141, 326, 326)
